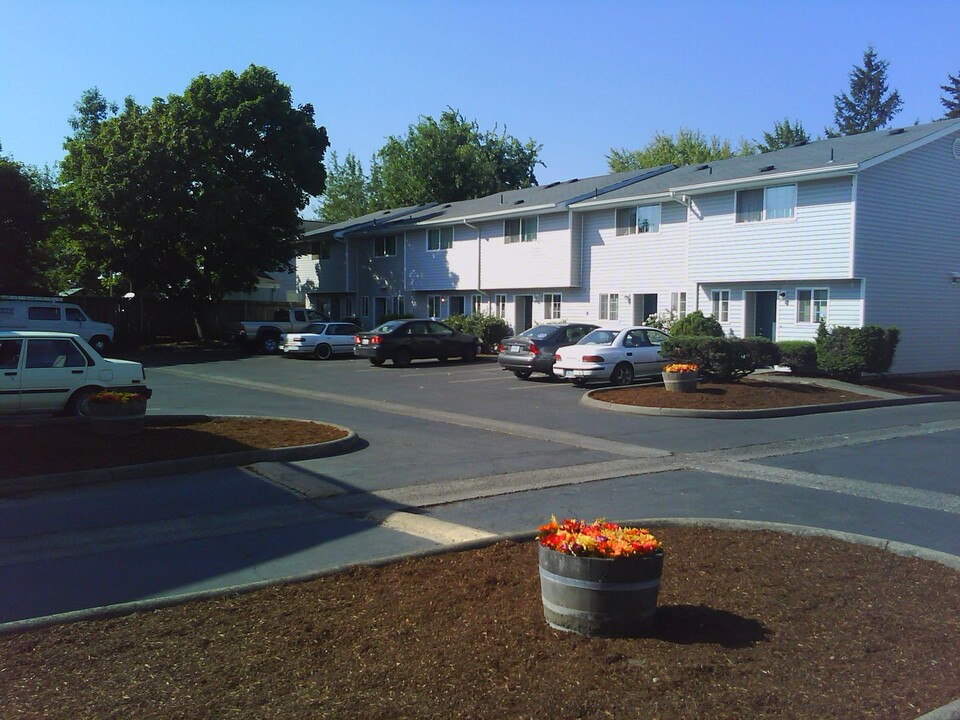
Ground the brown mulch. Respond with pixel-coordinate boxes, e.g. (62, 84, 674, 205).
(2, 528, 959, 719)
(1, 418, 346, 480)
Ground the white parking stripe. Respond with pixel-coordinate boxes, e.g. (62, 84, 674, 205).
(364, 510, 496, 544)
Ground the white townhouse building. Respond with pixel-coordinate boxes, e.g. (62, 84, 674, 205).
(297, 119, 960, 374)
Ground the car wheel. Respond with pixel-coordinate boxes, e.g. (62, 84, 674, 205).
(89, 335, 110, 354)
(314, 343, 333, 360)
(512, 369, 533, 380)
(259, 334, 280, 354)
(369, 358, 386, 367)
(63, 387, 99, 417)
(393, 348, 412, 368)
(461, 344, 477, 362)
(610, 362, 634, 386)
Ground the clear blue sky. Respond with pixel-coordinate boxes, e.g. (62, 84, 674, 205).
(3, 0, 958, 210)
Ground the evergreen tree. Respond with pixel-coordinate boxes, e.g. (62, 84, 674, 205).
(317, 151, 372, 222)
(756, 118, 811, 152)
(830, 46, 903, 136)
(940, 70, 960, 119)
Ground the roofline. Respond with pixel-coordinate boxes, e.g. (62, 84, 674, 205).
(413, 202, 559, 226)
(857, 121, 960, 172)
(670, 164, 860, 195)
(569, 191, 677, 210)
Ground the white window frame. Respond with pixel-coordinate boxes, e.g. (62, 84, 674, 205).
(736, 184, 797, 223)
(471, 294, 483, 315)
(615, 204, 661, 235)
(389, 295, 404, 316)
(374, 235, 397, 257)
(427, 295, 442, 318)
(494, 294, 507, 319)
(599, 293, 619, 321)
(670, 291, 687, 318)
(796, 288, 828, 323)
(711, 290, 730, 323)
(543, 293, 562, 320)
(360, 296, 370, 318)
(504, 216, 538, 244)
(427, 226, 454, 251)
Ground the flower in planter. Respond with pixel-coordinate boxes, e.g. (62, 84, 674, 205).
(663, 362, 698, 373)
(85, 390, 146, 404)
(537, 517, 661, 558)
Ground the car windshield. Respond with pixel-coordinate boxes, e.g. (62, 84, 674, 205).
(579, 329, 619, 346)
(518, 326, 560, 341)
(372, 321, 404, 333)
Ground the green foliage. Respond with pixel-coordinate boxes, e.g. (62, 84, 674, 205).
(940, 70, 960, 119)
(317, 151, 373, 222)
(58, 65, 329, 307)
(815, 323, 900, 381)
(443, 313, 512, 353)
(371, 108, 542, 207)
(776, 341, 818, 375)
(661, 336, 780, 382)
(607, 128, 754, 172)
(669, 310, 724, 337)
(0, 157, 50, 294)
(756, 118, 811, 152)
(830, 45, 903, 136)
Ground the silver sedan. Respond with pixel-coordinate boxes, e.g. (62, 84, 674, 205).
(281, 322, 362, 360)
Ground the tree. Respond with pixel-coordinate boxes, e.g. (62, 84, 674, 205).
(0, 154, 49, 294)
(940, 70, 960, 119)
(755, 118, 811, 152)
(830, 46, 903, 136)
(317, 151, 373, 222)
(370, 109, 542, 207)
(607, 128, 754, 172)
(59, 66, 329, 315)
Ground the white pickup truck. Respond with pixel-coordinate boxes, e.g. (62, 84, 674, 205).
(238, 307, 330, 353)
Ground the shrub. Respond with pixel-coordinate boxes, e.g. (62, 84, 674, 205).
(815, 323, 901, 381)
(661, 335, 779, 382)
(777, 340, 818, 375)
(669, 310, 724, 337)
(443, 313, 512, 353)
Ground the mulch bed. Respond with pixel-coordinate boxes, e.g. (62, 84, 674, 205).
(2, 527, 959, 719)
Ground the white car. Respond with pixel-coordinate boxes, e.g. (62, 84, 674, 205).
(281, 321, 363, 360)
(0, 331, 151, 416)
(552, 326, 670, 387)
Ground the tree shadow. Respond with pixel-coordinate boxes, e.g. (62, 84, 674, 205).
(651, 604, 770, 648)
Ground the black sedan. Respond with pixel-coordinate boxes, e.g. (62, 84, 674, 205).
(354, 319, 479, 367)
(496, 322, 598, 379)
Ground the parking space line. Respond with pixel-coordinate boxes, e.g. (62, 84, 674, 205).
(364, 511, 496, 544)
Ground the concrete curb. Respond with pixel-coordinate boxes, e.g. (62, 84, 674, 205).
(0, 415, 362, 498)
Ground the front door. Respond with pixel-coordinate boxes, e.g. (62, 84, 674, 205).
(633, 294, 658, 325)
(753, 292, 778, 340)
(515, 295, 533, 333)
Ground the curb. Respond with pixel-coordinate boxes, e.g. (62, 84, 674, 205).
(0, 415, 362, 498)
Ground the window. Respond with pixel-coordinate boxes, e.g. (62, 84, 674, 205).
(504, 217, 538, 243)
(64, 307, 87, 322)
(0, 339, 23, 369)
(25, 338, 87, 369)
(428, 295, 442, 317)
(544, 293, 562, 320)
(360, 296, 370, 317)
(670, 291, 687, 318)
(616, 204, 661, 235)
(27, 306, 60, 321)
(449, 296, 465, 315)
(390, 295, 405, 316)
(736, 184, 796, 223)
(310, 241, 331, 260)
(471, 294, 483, 315)
(427, 226, 454, 251)
(711, 290, 730, 323)
(374, 235, 397, 257)
(797, 288, 828, 323)
(599, 293, 619, 321)
(494, 294, 507, 319)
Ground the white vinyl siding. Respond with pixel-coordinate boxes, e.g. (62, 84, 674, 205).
(405, 226, 480, 291)
(482, 212, 575, 289)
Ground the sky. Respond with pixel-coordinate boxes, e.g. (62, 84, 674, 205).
(2, 0, 959, 212)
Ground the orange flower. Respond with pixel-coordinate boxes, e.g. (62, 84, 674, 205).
(537, 517, 661, 558)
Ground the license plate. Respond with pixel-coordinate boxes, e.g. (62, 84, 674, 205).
(565, 370, 575, 378)
(361, 338, 369, 345)
(510, 345, 520, 353)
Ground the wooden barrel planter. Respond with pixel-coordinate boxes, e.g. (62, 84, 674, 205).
(80, 396, 148, 436)
(538, 544, 664, 637)
(662, 370, 698, 393)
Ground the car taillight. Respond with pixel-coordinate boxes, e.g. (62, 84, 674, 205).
(370, 335, 381, 345)
(496, 343, 504, 353)
(354, 335, 361, 344)
(582, 355, 605, 362)
(528, 342, 540, 356)
(554, 352, 562, 361)
(291, 336, 303, 342)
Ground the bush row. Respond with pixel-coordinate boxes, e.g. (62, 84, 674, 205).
(661, 336, 780, 382)
(444, 313, 513, 353)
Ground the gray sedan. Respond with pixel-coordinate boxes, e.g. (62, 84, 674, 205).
(281, 322, 362, 360)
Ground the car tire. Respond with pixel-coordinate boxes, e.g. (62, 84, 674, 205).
(610, 362, 634, 386)
(259, 334, 280, 354)
(512, 369, 533, 380)
(89, 335, 110, 354)
(314, 343, 333, 360)
(63, 386, 99, 417)
(461, 344, 477, 362)
(393, 348, 412, 368)
(369, 358, 386, 366)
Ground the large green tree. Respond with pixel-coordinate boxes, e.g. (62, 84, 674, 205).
(59, 66, 329, 308)
(0, 151, 49, 294)
(607, 128, 754, 172)
(370, 109, 542, 207)
(940, 70, 960, 119)
(830, 46, 903, 136)
(755, 118, 811, 152)
(316, 151, 373, 222)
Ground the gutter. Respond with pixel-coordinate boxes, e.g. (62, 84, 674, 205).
(670, 164, 859, 195)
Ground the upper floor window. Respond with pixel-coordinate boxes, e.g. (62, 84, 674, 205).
(616, 204, 661, 235)
(310, 240, 331, 260)
(736, 184, 797, 223)
(544, 293, 562, 320)
(599, 293, 619, 321)
(711, 290, 730, 323)
(374, 235, 398, 257)
(427, 226, 453, 251)
(797, 288, 828, 323)
(504, 216, 538, 244)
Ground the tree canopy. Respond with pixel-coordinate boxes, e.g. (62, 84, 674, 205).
(755, 118, 811, 153)
(0, 153, 50, 294)
(58, 66, 329, 305)
(830, 46, 903, 136)
(607, 128, 754, 172)
(940, 70, 960, 119)
(316, 151, 373, 222)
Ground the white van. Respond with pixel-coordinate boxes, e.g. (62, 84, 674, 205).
(0, 296, 114, 353)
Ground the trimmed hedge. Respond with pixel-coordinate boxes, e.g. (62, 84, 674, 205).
(777, 340, 818, 375)
(661, 335, 780, 382)
(668, 310, 724, 337)
(815, 322, 900, 381)
(443, 313, 512, 353)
